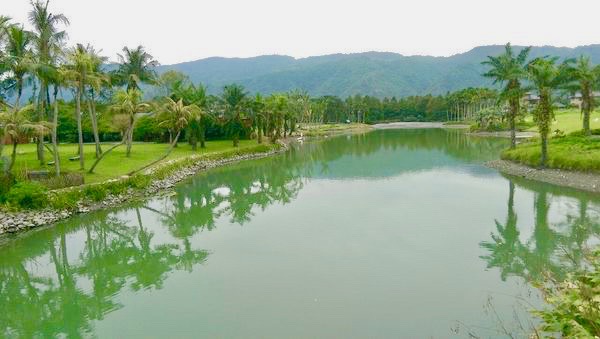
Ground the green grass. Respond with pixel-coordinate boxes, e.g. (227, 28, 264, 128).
(4, 140, 258, 183)
(502, 134, 600, 172)
(525, 108, 600, 134)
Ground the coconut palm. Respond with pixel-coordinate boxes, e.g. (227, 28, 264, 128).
(3, 25, 33, 110)
(482, 43, 531, 149)
(114, 46, 158, 92)
(130, 97, 200, 175)
(82, 44, 109, 158)
(63, 44, 97, 170)
(28, 0, 69, 165)
(172, 83, 211, 149)
(564, 56, 600, 136)
(0, 104, 49, 171)
(87, 89, 149, 173)
(527, 57, 569, 168)
(221, 84, 248, 147)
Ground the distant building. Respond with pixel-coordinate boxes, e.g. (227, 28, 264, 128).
(569, 91, 600, 108)
(522, 92, 540, 107)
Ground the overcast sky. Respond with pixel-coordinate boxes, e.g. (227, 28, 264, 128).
(4, 0, 600, 65)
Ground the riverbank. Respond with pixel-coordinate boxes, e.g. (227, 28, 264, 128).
(467, 130, 538, 139)
(486, 159, 600, 194)
(373, 122, 470, 129)
(0, 143, 288, 236)
(0, 124, 372, 237)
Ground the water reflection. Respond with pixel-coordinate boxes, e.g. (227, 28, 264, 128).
(481, 176, 600, 283)
(1, 129, 597, 337)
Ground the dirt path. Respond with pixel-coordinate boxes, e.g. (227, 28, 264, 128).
(487, 160, 600, 194)
(373, 122, 470, 129)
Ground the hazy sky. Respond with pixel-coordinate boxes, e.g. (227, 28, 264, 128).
(4, 0, 600, 65)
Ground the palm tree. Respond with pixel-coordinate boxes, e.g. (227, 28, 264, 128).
(527, 57, 569, 168)
(28, 0, 69, 165)
(221, 84, 248, 147)
(564, 56, 600, 136)
(172, 83, 211, 149)
(130, 98, 200, 175)
(482, 43, 531, 149)
(82, 44, 109, 158)
(3, 25, 34, 110)
(63, 44, 97, 170)
(114, 46, 158, 92)
(0, 104, 49, 172)
(88, 89, 149, 173)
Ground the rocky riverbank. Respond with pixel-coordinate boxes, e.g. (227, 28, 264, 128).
(487, 159, 600, 194)
(0, 143, 288, 236)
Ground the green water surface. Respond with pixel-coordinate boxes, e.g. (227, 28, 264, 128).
(1, 129, 599, 338)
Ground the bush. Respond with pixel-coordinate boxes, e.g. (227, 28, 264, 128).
(83, 185, 107, 202)
(0, 174, 16, 202)
(48, 190, 82, 210)
(37, 172, 85, 190)
(5, 182, 49, 210)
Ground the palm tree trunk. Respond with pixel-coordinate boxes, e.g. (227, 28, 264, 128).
(257, 118, 263, 144)
(126, 114, 134, 157)
(9, 141, 18, 172)
(540, 132, 548, 169)
(199, 122, 206, 148)
(582, 90, 591, 136)
(37, 79, 47, 165)
(88, 139, 125, 174)
(87, 91, 102, 157)
(52, 86, 61, 177)
(509, 98, 517, 149)
(129, 130, 181, 176)
(76, 85, 85, 170)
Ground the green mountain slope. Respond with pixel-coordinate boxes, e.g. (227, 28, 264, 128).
(158, 45, 600, 97)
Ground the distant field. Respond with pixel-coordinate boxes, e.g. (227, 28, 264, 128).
(4, 140, 257, 183)
(525, 108, 600, 134)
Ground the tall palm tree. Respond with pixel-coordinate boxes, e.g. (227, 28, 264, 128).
(63, 44, 97, 170)
(221, 84, 248, 147)
(3, 25, 34, 110)
(564, 56, 600, 136)
(28, 0, 69, 165)
(82, 44, 109, 158)
(0, 104, 49, 172)
(482, 43, 531, 149)
(114, 46, 158, 92)
(527, 57, 569, 168)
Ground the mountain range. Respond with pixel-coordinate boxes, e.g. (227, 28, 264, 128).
(157, 44, 600, 98)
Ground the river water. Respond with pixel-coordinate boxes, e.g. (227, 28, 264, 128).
(1, 129, 599, 338)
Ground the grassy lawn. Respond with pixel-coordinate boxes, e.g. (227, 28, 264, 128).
(525, 108, 600, 134)
(4, 140, 258, 183)
(502, 134, 600, 172)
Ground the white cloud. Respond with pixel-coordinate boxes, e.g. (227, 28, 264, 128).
(3, 0, 599, 65)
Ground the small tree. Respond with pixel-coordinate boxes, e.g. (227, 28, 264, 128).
(129, 98, 200, 175)
(564, 55, 600, 136)
(221, 84, 248, 147)
(0, 105, 49, 172)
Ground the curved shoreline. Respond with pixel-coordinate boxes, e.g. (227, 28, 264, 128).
(486, 159, 600, 194)
(0, 144, 289, 237)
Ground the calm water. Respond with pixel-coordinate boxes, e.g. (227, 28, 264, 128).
(1, 129, 599, 338)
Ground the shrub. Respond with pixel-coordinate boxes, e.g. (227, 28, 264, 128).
(37, 172, 85, 190)
(83, 185, 107, 202)
(5, 182, 49, 210)
(48, 190, 82, 210)
(533, 250, 600, 338)
(0, 174, 16, 202)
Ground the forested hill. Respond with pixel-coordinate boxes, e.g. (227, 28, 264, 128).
(158, 45, 600, 97)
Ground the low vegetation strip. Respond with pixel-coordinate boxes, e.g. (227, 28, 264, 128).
(0, 142, 284, 235)
(501, 133, 600, 173)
